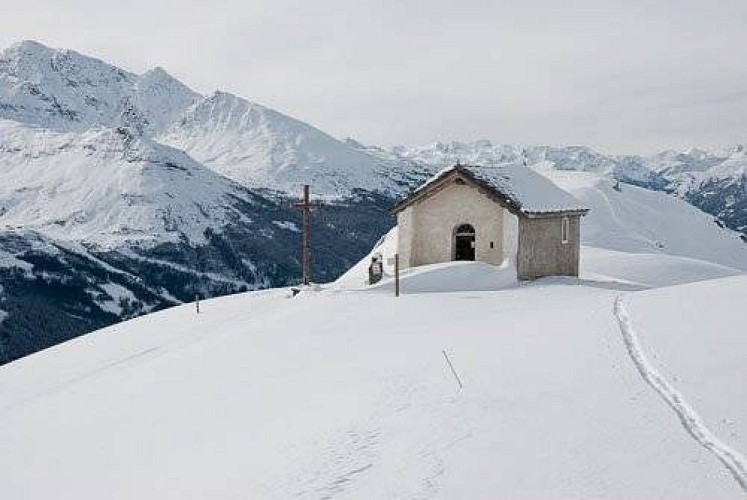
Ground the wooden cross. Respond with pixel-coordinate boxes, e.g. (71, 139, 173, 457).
(292, 185, 324, 286)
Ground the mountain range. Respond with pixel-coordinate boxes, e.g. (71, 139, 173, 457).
(0, 40, 744, 363)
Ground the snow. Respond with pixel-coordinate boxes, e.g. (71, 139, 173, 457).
(0, 245, 34, 273)
(1, 268, 746, 498)
(400, 163, 587, 215)
(2, 172, 746, 497)
(623, 276, 747, 462)
(0, 41, 199, 135)
(272, 220, 300, 232)
(0, 119, 253, 248)
(95, 282, 139, 316)
(157, 90, 396, 197)
(335, 229, 517, 294)
(464, 164, 588, 214)
(2, 41, 393, 200)
(1, 41, 747, 498)
(550, 171, 747, 271)
(581, 247, 741, 288)
(614, 294, 747, 490)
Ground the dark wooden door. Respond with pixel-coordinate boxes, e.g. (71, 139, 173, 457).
(454, 224, 475, 261)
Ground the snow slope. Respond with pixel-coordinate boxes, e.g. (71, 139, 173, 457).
(0, 119, 257, 248)
(1, 267, 746, 498)
(622, 276, 747, 469)
(550, 171, 747, 271)
(0, 40, 401, 199)
(158, 91, 397, 197)
(1, 159, 746, 496)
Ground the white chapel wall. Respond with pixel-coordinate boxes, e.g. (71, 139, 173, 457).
(406, 181, 506, 267)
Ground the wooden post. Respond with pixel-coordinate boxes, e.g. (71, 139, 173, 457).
(394, 253, 400, 297)
(442, 349, 463, 389)
(195, 294, 200, 314)
(292, 185, 321, 287)
(302, 184, 311, 286)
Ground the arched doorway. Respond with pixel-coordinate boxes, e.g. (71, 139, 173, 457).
(454, 224, 476, 261)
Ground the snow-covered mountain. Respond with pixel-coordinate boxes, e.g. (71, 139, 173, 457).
(0, 40, 407, 363)
(685, 146, 747, 233)
(0, 119, 256, 248)
(0, 40, 744, 366)
(363, 140, 747, 234)
(0, 40, 404, 198)
(0, 41, 199, 136)
(158, 91, 403, 196)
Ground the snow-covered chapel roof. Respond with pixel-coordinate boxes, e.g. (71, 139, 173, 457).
(392, 164, 589, 216)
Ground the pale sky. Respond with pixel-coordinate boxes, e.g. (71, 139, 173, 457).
(1, 0, 746, 154)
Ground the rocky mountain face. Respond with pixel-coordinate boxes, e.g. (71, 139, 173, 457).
(0, 40, 744, 363)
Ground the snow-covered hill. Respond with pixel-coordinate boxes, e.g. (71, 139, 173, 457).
(550, 171, 747, 272)
(1, 256, 745, 498)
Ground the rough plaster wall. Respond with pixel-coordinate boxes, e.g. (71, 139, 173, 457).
(408, 181, 505, 267)
(503, 210, 519, 266)
(396, 207, 414, 268)
(517, 215, 581, 279)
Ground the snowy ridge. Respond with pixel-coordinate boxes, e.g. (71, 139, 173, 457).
(159, 91, 396, 197)
(1, 40, 396, 199)
(0, 41, 199, 135)
(614, 296, 747, 492)
(0, 119, 253, 248)
(367, 140, 747, 233)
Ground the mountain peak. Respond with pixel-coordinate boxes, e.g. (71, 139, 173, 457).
(3, 39, 55, 57)
(139, 66, 185, 88)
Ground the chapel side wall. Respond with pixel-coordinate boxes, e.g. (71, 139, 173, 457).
(502, 210, 519, 267)
(410, 182, 505, 267)
(517, 215, 581, 279)
(396, 206, 415, 269)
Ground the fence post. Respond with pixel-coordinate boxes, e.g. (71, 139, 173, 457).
(195, 294, 200, 314)
(395, 253, 400, 297)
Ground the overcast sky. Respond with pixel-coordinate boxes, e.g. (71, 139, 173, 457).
(1, 0, 746, 154)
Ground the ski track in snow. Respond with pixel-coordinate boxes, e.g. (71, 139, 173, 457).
(613, 296, 747, 492)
